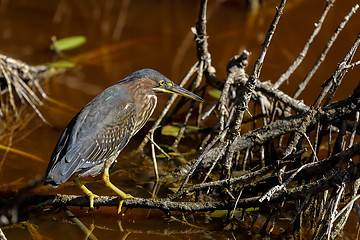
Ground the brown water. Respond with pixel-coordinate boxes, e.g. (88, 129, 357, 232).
(1, 0, 360, 239)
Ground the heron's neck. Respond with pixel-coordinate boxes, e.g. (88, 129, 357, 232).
(134, 94, 157, 134)
(122, 81, 158, 133)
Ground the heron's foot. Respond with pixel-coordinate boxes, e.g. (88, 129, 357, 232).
(117, 194, 133, 214)
(74, 178, 99, 211)
(122, 193, 133, 199)
(87, 192, 100, 212)
(102, 167, 133, 213)
(103, 179, 133, 213)
(118, 194, 134, 214)
(103, 178, 132, 199)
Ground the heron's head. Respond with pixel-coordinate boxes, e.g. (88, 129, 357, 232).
(123, 69, 203, 102)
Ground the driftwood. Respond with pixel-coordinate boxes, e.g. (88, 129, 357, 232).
(0, 54, 63, 124)
(147, 0, 360, 239)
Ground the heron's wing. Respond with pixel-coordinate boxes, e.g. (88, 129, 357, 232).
(45, 85, 137, 186)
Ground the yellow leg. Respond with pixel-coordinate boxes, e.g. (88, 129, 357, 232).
(102, 166, 133, 213)
(74, 178, 99, 210)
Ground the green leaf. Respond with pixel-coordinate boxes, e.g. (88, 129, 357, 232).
(208, 89, 222, 99)
(161, 125, 180, 137)
(209, 210, 229, 217)
(50, 36, 87, 51)
(245, 207, 259, 212)
(159, 145, 174, 151)
(47, 60, 75, 68)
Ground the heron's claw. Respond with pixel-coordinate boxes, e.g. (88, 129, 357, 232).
(117, 194, 133, 214)
(87, 193, 100, 212)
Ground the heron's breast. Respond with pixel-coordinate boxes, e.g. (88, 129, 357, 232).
(133, 94, 157, 133)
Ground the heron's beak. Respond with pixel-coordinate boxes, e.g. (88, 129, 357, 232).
(156, 84, 203, 102)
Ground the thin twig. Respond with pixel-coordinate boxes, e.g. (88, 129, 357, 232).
(274, 0, 335, 89)
(146, 134, 171, 159)
(148, 132, 160, 183)
(292, 4, 359, 99)
(314, 32, 360, 108)
(0, 229, 7, 240)
(231, 0, 287, 134)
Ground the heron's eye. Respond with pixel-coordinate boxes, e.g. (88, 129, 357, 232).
(159, 80, 165, 86)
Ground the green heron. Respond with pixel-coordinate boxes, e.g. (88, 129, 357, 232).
(44, 69, 203, 211)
